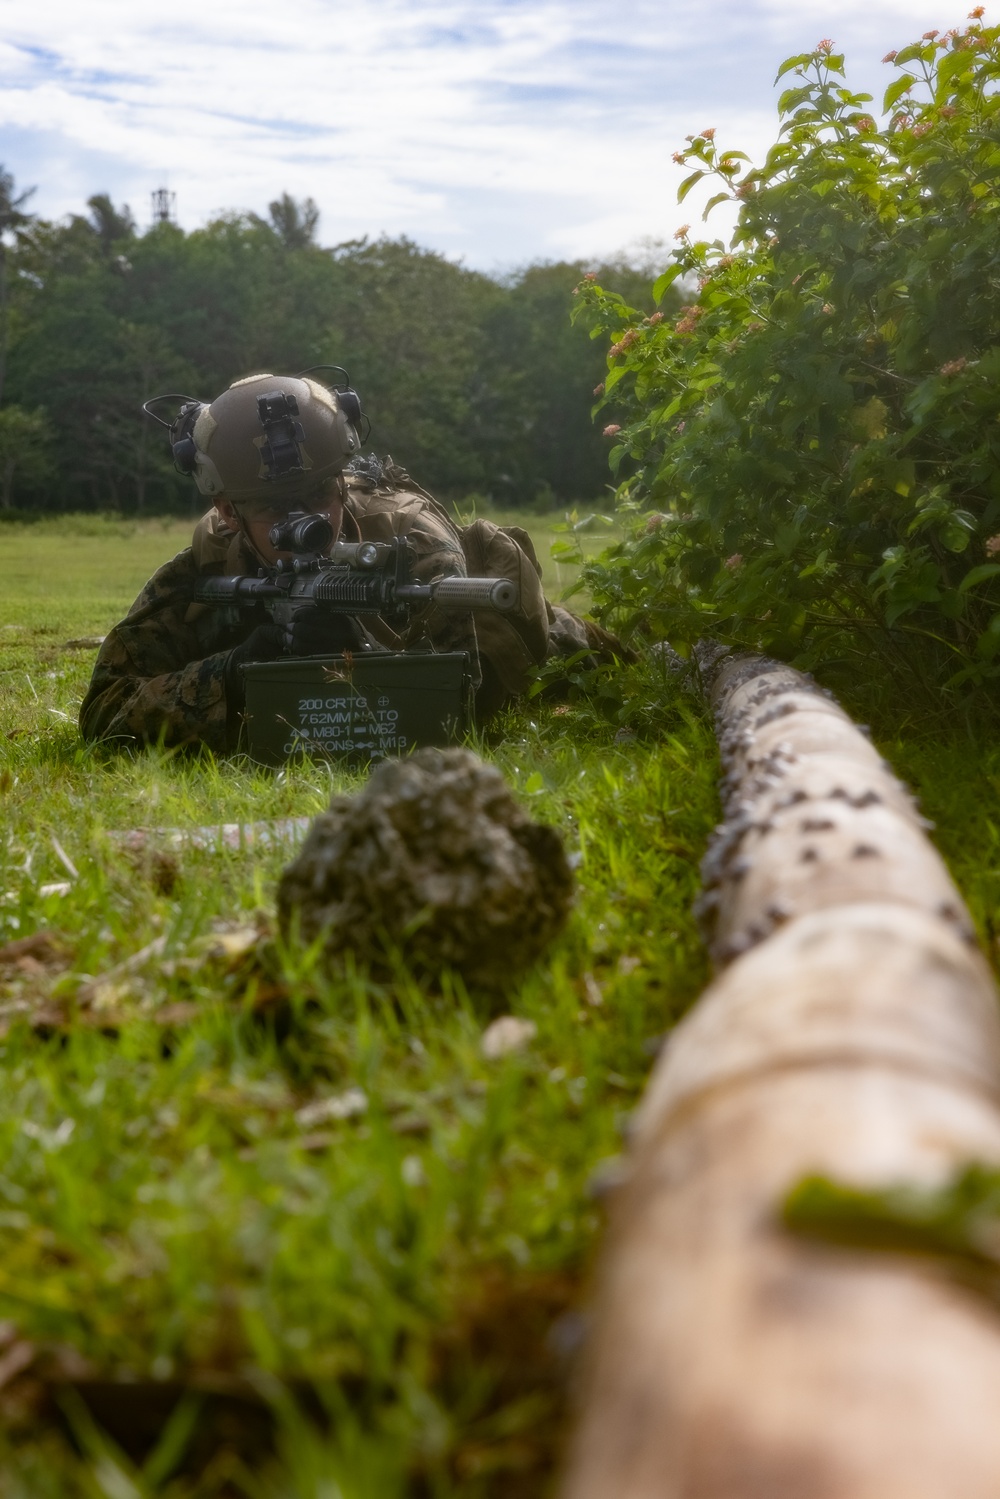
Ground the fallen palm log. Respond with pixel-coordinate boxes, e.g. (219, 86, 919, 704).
(561, 653, 1000, 1499)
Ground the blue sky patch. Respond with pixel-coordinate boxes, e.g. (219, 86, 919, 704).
(0, 0, 970, 268)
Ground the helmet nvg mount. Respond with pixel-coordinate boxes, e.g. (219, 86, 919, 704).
(143, 370, 363, 509)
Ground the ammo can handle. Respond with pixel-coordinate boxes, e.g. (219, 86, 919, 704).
(428, 576, 519, 612)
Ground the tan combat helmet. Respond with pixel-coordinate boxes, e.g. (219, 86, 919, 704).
(151, 373, 361, 509)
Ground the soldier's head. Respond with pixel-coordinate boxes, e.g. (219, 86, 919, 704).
(153, 371, 363, 563)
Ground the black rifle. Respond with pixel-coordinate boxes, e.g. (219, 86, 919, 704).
(193, 513, 518, 629)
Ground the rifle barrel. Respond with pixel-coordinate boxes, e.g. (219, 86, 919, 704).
(423, 577, 518, 612)
(194, 576, 282, 603)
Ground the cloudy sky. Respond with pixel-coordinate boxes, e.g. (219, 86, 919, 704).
(0, 0, 974, 272)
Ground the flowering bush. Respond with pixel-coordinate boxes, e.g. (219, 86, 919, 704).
(576, 16, 1000, 699)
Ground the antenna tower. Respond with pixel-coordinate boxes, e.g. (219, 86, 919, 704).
(151, 188, 176, 225)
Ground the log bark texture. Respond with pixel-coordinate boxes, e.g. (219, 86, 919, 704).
(560, 654, 1000, 1499)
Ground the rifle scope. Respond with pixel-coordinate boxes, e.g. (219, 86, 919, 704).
(268, 511, 335, 554)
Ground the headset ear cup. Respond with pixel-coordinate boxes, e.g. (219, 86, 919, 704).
(294, 366, 366, 445)
(172, 435, 198, 474)
(338, 388, 362, 427)
(168, 400, 206, 476)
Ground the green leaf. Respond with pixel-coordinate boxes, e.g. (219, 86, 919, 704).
(652, 264, 683, 303)
(959, 564, 1000, 594)
(883, 75, 916, 111)
(885, 596, 919, 626)
(603, 364, 627, 394)
(702, 192, 731, 219)
(775, 53, 813, 81)
(942, 522, 972, 554)
(778, 86, 814, 114)
(650, 394, 684, 426)
(977, 613, 1000, 659)
(677, 169, 706, 203)
(892, 43, 924, 66)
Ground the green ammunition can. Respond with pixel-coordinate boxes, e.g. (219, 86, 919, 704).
(239, 652, 470, 765)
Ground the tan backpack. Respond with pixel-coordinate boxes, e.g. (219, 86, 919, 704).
(458, 518, 551, 716)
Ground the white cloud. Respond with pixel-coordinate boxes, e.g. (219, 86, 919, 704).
(0, 0, 980, 268)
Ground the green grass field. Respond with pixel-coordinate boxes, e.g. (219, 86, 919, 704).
(0, 509, 714, 1497)
(2, 512, 1000, 1496)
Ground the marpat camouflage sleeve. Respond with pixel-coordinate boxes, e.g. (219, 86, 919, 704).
(78, 549, 240, 753)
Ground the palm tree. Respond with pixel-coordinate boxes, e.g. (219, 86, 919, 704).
(0, 166, 36, 406)
(251, 192, 320, 250)
(86, 193, 135, 255)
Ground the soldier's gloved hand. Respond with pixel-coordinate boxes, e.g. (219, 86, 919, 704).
(282, 608, 355, 658)
(224, 623, 286, 707)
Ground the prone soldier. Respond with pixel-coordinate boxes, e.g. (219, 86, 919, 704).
(80, 369, 583, 753)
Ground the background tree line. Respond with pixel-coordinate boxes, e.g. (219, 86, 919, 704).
(0, 176, 663, 514)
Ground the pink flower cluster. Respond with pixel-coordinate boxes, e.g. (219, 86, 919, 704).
(608, 329, 640, 359)
(676, 306, 705, 336)
(603, 424, 622, 438)
(939, 358, 967, 376)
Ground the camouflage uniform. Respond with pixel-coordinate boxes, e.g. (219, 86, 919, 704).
(79, 462, 479, 753)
